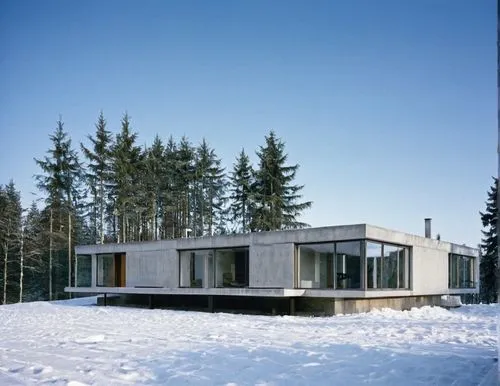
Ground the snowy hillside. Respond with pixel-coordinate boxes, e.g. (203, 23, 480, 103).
(0, 298, 497, 385)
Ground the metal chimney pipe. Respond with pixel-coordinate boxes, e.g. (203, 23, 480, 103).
(424, 218, 432, 238)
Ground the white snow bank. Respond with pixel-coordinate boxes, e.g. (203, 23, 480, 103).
(0, 300, 497, 385)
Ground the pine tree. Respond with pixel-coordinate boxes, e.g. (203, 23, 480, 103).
(110, 113, 142, 243)
(34, 118, 82, 297)
(479, 177, 498, 303)
(22, 202, 47, 302)
(229, 149, 254, 233)
(193, 139, 227, 236)
(161, 136, 179, 239)
(175, 136, 195, 238)
(143, 135, 165, 241)
(0, 181, 22, 304)
(252, 130, 312, 231)
(81, 111, 113, 244)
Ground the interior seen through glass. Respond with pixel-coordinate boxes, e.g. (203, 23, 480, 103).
(298, 240, 409, 290)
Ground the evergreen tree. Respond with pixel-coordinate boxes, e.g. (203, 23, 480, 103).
(174, 136, 196, 238)
(22, 202, 47, 302)
(160, 136, 179, 239)
(479, 177, 498, 303)
(34, 118, 82, 297)
(143, 135, 165, 241)
(110, 113, 142, 243)
(0, 181, 22, 304)
(193, 139, 227, 236)
(81, 111, 113, 244)
(251, 131, 312, 231)
(229, 149, 254, 233)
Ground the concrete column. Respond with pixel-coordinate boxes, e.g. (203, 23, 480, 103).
(75, 255, 79, 287)
(91, 254, 97, 287)
(207, 295, 214, 313)
(289, 298, 296, 316)
(314, 252, 320, 284)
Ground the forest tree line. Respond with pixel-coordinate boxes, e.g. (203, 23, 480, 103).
(0, 112, 312, 303)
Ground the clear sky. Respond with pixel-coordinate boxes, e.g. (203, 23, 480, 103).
(0, 0, 496, 247)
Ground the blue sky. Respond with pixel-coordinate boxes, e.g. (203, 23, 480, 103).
(0, 0, 496, 246)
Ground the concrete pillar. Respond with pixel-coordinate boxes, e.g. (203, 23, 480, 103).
(289, 298, 296, 316)
(91, 254, 97, 287)
(314, 252, 320, 284)
(75, 255, 78, 287)
(207, 295, 214, 313)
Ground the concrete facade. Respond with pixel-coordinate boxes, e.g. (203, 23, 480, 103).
(68, 224, 479, 315)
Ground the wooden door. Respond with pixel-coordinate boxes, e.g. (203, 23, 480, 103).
(114, 253, 126, 287)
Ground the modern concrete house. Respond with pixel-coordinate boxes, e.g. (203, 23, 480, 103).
(65, 222, 479, 315)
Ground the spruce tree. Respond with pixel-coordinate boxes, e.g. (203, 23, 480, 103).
(34, 119, 82, 297)
(252, 130, 312, 231)
(229, 149, 254, 233)
(144, 135, 165, 241)
(479, 177, 498, 303)
(193, 139, 227, 236)
(81, 111, 113, 244)
(0, 181, 22, 304)
(110, 113, 141, 243)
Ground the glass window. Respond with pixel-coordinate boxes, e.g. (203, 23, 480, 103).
(335, 241, 361, 289)
(398, 247, 409, 289)
(215, 248, 249, 287)
(366, 242, 382, 289)
(449, 254, 475, 288)
(383, 245, 398, 289)
(179, 250, 212, 288)
(76, 255, 92, 287)
(97, 254, 114, 287)
(298, 243, 334, 288)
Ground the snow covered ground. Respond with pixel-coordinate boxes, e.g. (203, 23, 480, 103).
(0, 297, 497, 385)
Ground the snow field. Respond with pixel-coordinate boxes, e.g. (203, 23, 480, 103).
(0, 297, 497, 385)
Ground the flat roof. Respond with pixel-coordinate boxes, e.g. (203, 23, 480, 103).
(75, 224, 478, 257)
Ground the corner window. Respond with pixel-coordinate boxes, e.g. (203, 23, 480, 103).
(366, 241, 410, 290)
(449, 254, 475, 288)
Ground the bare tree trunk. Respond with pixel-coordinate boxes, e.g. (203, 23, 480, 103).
(49, 208, 53, 301)
(100, 180, 105, 244)
(3, 242, 7, 305)
(68, 211, 72, 298)
(19, 226, 24, 303)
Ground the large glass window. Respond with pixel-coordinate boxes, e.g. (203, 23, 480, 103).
(298, 243, 334, 288)
(398, 247, 409, 289)
(179, 250, 212, 288)
(76, 254, 92, 287)
(383, 245, 398, 289)
(366, 242, 410, 290)
(215, 248, 249, 287)
(335, 241, 362, 289)
(449, 254, 475, 288)
(97, 254, 115, 287)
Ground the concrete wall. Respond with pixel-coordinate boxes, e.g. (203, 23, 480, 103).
(127, 249, 177, 288)
(74, 223, 479, 298)
(250, 243, 295, 288)
(410, 245, 448, 295)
